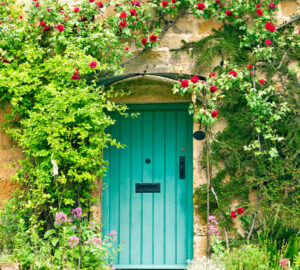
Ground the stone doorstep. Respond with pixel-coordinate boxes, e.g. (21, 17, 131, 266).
(0, 263, 19, 270)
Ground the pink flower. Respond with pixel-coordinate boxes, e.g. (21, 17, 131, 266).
(162, 1, 168, 7)
(181, 79, 189, 88)
(72, 206, 82, 218)
(226, 10, 233, 16)
(74, 7, 79, 13)
(95, 1, 103, 8)
(191, 76, 199, 83)
(269, 2, 276, 9)
(211, 110, 218, 118)
(55, 212, 67, 225)
(120, 12, 127, 18)
(265, 39, 271, 45)
(68, 236, 80, 247)
(259, 79, 265, 85)
(237, 207, 244, 215)
(141, 37, 148, 45)
(210, 86, 217, 93)
(197, 3, 205, 10)
(231, 211, 237, 218)
(280, 258, 289, 269)
(56, 24, 64, 32)
(89, 61, 97, 68)
(229, 70, 237, 77)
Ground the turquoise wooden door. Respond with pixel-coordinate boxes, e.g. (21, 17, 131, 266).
(103, 103, 193, 269)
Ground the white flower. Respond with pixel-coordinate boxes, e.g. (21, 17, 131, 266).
(51, 158, 59, 176)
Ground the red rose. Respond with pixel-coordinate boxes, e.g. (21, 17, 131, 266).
(259, 79, 265, 84)
(141, 37, 148, 45)
(210, 86, 217, 93)
(56, 24, 64, 32)
(172, 0, 176, 3)
(211, 110, 218, 118)
(149, 34, 158, 42)
(181, 79, 189, 88)
(226, 10, 233, 16)
(265, 22, 276, 32)
(89, 61, 97, 68)
(247, 64, 253, 69)
(119, 20, 127, 27)
(133, 21, 137, 25)
(130, 9, 137, 16)
(229, 70, 237, 77)
(125, 46, 129, 51)
(95, 1, 103, 8)
(209, 72, 216, 77)
(256, 4, 260, 8)
(269, 2, 276, 9)
(120, 12, 127, 18)
(191, 76, 199, 83)
(43, 25, 51, 31)
(47, 8, 51, 11)
(256, 8, 263, 16)
(72, 74, 80, 80)
(231, 211, 237, 219)
(131, 0, 140, 7)
(216, 0, 220, 3)
(237, 208, 244, 215)
(265, 39, 271, 45)
(35, 2, 40, 7)
(162, 1, 168, 7)
(197, 3, 205, 10)
(89, 0, 95, 2)
(74, 7, 79, 13)
(250, 71, 253, 75)
(40, 20, 45, 26)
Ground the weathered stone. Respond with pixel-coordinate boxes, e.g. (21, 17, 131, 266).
(0, 263, 19, 270)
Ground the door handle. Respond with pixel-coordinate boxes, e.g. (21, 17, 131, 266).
(179, 156, 185, 179)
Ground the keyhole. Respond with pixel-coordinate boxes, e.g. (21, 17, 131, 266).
(145, 158, 151, 164)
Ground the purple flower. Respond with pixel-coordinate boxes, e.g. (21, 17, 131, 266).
(55, 212, 67, 225)
(72, 207, 82, 219)
(88, 221, 95, 229)
(109, 230, 117, 240)
(68, 236, 80, 247)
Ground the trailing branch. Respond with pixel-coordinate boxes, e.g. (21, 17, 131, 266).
(121, 10, 186, 67)
(277, 15, 300, 30)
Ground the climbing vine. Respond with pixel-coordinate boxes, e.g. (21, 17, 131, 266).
(0, 0, 299, 257)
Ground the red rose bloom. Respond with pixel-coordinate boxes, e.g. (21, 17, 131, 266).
(265, 22, 276, 32)
(211, 110, 218, 118)
(120, 12, 127, 18)
(74, 7, 79, 13)
(35, 2, 40, 7)
(47, 8, 51, 11)
(40, 20, 45, 26)
(89, 61, 97, 68)
(256, 9, 263, 16)
(89, 0, 95, 2)
(265, 39, 271, 45)
(256, 4, 261, 8)
(125, 46, 129, 51)
(95, 1, 103, 8)
(162, 1, 168, 7)
(149, 34, 158, 42)
(250, 71, 253, 75)
(172, 0, 176, 3)
(231, 211, 237, 219)
(72, 74, 80, 80)
(229, 70, 237, 77)
(43, 25, 51, 31)
(226, 10, 233, 16)
(131, 0, 140, 7)
(216, 0, 220, 3)
(237, 208, 244, 215)
(141, 37, 148, 45)
(181, 79, 189, 88)
(56, 24, 64, 32)
(191, 76, 199, 83)
(197, 3, 205, 10)
(259, 79, 265, 84)
(210, 86, 217, 93)
(130, 9, 137, 16)
(119, 20, 127, 27)
(269, 2, 276, 9)
(247, 64, 253, 69)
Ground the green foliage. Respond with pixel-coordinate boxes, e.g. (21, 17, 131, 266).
(222, 245, 270, 270)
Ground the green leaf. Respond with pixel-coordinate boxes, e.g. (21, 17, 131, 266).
(44, 229, 56, 239)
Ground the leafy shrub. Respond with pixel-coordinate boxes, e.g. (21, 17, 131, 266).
(0, 207, 119, 270)
(222, 245, 269, 270)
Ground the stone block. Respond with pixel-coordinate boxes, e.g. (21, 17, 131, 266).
(1, 263, 19, 270)
(279, 1, 299, 17)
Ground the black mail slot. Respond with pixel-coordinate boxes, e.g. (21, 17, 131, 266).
(135, 183, 160, 193)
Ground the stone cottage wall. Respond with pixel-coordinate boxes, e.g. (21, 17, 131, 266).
(0, 0, 299, 259)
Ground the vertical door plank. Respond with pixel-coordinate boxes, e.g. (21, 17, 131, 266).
(153, 111, 165, 265)
(165, 111, 176, 265)
(142, 111, 154, 265)
(119, 117, 131, 264)
(176, 110, 188, 264)
(130, 113, 143, 265)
